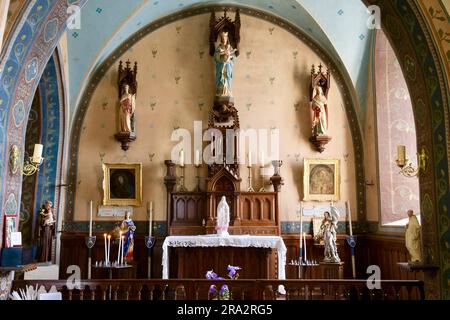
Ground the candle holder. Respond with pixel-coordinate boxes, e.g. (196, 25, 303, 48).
(85, 236, 96, 280)
(194, 164, 201, 192)
(396, 148, 428, 178)
(178, 165, 188, 192)
(258, 166, 266, 192)
(247, 165, 255, 192)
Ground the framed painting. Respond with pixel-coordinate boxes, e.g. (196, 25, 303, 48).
(102, 163, 142, 206)
(303, 158, 340, 201)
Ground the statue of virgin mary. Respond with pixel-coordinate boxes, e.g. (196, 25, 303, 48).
(216, 196, 230, 236)
(119, 84, 136, 133)
(214, 31, 237, 98)
(311, 85, 328, 136)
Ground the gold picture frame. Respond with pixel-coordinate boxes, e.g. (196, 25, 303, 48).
(102, 163, 142, 206)
(303, 158, 340, 201)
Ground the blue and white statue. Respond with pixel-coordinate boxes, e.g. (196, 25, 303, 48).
(120, 211, 136, 262)
(214, 31, 237, 98)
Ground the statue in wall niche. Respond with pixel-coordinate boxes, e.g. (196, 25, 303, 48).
(214, 31, 237, 99)
(115, 60, 138, 151)
(119, 84, 136, 133)
(216, 196, 230, 236)
(405, 209, 422, 263)
(309, 64, 332, 153)
(38, 200, 56, 262)
(314, 204, 340, 263)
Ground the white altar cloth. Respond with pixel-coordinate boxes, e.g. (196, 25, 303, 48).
(162, 234, 287, 280)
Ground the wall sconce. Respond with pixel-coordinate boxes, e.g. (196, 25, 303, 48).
(396, 145, 428, 177)
(10, 144, 45, 176)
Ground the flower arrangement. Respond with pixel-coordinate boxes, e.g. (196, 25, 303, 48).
(206, 265, 241, 300)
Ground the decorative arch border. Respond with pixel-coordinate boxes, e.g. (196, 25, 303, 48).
(65, 4, 366, 226)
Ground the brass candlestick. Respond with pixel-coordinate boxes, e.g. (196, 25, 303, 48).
(194, 164, 201, 192)
(247, 165, 255, 192)
(178, 165, 188, 192)
(259, 166, 266, 192)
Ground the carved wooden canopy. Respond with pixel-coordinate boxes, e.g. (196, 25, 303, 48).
(310, 63, 330, 100)
(118, 59, 138, 98)
(209, 9, 241, 57)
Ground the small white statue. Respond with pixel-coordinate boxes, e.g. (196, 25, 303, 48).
(216, 196, 230, 236)
(314, 203, 340, 263)
(405, 209, 422, 263)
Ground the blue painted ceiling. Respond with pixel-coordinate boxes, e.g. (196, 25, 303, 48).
(65, 0, 373, 125)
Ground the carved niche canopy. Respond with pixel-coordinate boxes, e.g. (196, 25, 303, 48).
(209, 9, 241, 57)
(115, 60, 138, 151)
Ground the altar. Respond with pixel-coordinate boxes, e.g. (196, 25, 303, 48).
(162, 235, 286, 280)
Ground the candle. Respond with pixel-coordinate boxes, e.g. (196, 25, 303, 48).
(89, 201, 93, 237)
(32, 144, 43, 163)
(180, 149, 184, 167)
(261, 151, 265, 167)
(103, 233, 107, 263)
(107, 235, 111, 265)
(346, 201, 353, 236)
(299, 202, 303, 262)
(303, 232, 307, 263)
(248, 151, 252, 167)
(117, 232, 122, 264)
(397, 145, 406, 166)
(121, 235, 125, 265)
(148, 201, 153, 237)
(195, 150, 200, 166)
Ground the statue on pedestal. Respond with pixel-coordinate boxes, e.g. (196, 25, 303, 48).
(405, 210, 422, 263)
(214, 31, 237, 99)
(118, 84, 136, 133)
(314, 204, 340, 263)
(38, 200, 55, 262)
(216, 196, 230, 236)
(120, 211, 136, 262)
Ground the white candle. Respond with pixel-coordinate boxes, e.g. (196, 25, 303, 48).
(303, 232, 307, 263)
(32, 144, 43, 163)
(117, 232, 122, 264)
(89, 201, 93, 237)
(149, 201, 153, 237)
(261, 151, 265, 167)
(248, 151, 252, 167)
(195, 150, 200, 166)
(103, 233, 107, 263)
(121, 235, 125, 265)
(346, 201, 353, 236)
(107, 235, 111, 265)
(180, 149, 184, 167)
(299, 202, 303, 261)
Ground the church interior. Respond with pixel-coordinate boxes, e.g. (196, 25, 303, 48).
(0, 0, 449, 302)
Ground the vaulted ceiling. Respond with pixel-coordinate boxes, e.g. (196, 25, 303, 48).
(64, 0, 373, 124)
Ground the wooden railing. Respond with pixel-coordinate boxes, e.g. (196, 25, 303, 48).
(12, 279, 424, 300)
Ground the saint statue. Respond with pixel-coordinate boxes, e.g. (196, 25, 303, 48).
(405, 210, 422, 263)
(216, 196, 230, 236)
(120, 211, 136, 262)
(311, 85, 328, 136)
(118, 84, 136, 133)
(38, 200, 55, 262)
(314, 204, 340, 263)
(214, 31, 237, 98)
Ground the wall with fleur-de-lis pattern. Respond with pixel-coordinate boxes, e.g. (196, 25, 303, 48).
(74, 13, 357, 223)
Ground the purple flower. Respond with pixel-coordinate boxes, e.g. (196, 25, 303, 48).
(227, 265, 241, 279)
(205, 270, 224, 280)
(209, 285, 217, 294)
(220, 285, 229, 296)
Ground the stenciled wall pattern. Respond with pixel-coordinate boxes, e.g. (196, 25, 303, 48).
(73, 13, 357, 226)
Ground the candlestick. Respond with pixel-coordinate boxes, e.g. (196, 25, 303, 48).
(148, 201, 153, 237)
(258, 165, 266, 192)
(107, 235, 111, 265)
(248, 151, 252, 167)
(299, 202, 303, 260)
(303, 232, 307, 263)
(346, 201, 353, 236)
(247, 164, 255, 192)
(195, 149, 200, 166)
(194, 163, 201, 192)
(180, 149, 185, 167)
(104, 233, 107, 263)
(121, 235, 125, 265)
(117, 232, 122, 264)
(178, 165, 188, 192)
(397, 145, 406, 167)
(89, 201, 93, 237)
